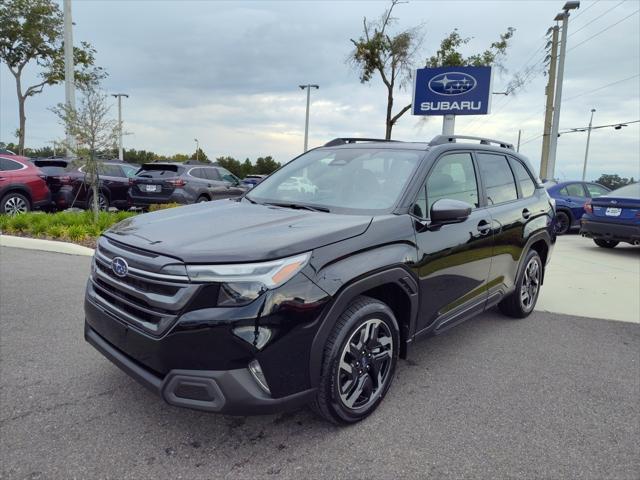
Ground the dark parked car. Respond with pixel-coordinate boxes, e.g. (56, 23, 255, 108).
(31, 158, 72, 211)
(581, 182, 640, 248)
(85, 135, 555, 424)
(0, 155, 50, 214)
(128, 162, 247, 207)
(545, 181, 610, 234)
(56, 161, 139, 210)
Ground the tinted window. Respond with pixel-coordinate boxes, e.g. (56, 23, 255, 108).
(509, 159, 536, 197)
(477, 153, 518, 205)
(204, 168, 221, 181)
(415, 153, 479, 217)
(0, 158, 24, 171)
(189, 168, 207, 179)
(121, 164, 139, 178)
(564, 183, 586, 197)
(136, 165, 182, 178)
(586, 183, 608, 198)
(97, 164, 123, 177)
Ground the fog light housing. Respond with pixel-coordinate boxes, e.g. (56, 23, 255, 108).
(248, 359, 270, 395)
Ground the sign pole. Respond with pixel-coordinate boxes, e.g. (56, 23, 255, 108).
(442, 115, 455, 135)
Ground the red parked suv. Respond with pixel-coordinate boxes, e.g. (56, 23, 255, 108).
(0, 155, 51, 214)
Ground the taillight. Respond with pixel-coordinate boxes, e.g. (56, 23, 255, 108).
(129, 178, 135, 185)
(584, 200, 593, 214)
(60, 176, 72, 185)
(167, 178, 186, 187)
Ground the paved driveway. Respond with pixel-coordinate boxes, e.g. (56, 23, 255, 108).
(1, 246, 639, 480)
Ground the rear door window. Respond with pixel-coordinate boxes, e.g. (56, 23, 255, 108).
(564, 183, 587, 197)
(204, 168, 221, 181)
(100, 164, 123, 177)
(0, 158, 24, 171)
(477, 153, 518, 205)
(189, 168, 207, 179)
(509, 158, 536, 197)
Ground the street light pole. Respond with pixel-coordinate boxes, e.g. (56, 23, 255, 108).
(548, 1, 580, 180)
(582, 108, 596, 181)
(63, 0, 76, 157)
(111, 93, 129, 160)
(194, 138, 199, 162)
(299, 84, 319, 152)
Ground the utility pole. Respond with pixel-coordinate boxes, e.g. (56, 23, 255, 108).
(63, 0, 76, 157)
(299, 84, 319, 152)
(111, 93, 129, 160)
(548, 1, 580, 180)
(540, 25, 559, 180)
(582, 108, 596, 181)
(516, 129, 522, 152)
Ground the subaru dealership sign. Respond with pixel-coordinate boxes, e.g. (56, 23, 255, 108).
(412, 66, 493, 115)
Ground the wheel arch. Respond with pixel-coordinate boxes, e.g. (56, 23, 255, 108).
(0, 185, 33, 204)
(518, 231, 552, 285)
(308, 267, 418, 388)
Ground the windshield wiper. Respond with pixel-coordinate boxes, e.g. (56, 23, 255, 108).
(265, 202, 330, 213)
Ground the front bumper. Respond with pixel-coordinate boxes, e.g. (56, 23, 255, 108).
(85, 323, 316, 415)
(580, 219, 640, 244)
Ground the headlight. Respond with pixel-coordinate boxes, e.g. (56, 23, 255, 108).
(186, 252, 311, 306)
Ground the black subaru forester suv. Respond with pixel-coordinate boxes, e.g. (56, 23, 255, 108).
(85, 135, 555, 424)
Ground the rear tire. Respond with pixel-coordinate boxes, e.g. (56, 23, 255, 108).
(312, 296, 399, 424)
(0, 192, 31, 215)
(555, 211, 571, 235)
(87, 192, 109, 211)
(499, 249, 543, 319)
(594, 239, 618, 248)
(197, 196, 209, 203)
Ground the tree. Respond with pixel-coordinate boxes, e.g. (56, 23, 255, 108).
(349, 1, 515, 139)
(593, 174, 635, 190)
(123, 148, 159, 164)
(254, 156, 280, 175)
(349, 0, 422, 139)
(216, 156, 243, 177)
(0, 0, 105, 154)
(52, 85, 119, 221)
(190, 148, 209, 163)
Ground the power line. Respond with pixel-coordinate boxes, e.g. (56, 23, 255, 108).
(519, 134, 543, 147)
(563, 74, 640, 102)
(569, 0, 626, 37)
(570, 0, 602, 22)
(567, 9, 640, 52)
(560, 119, 640, 134)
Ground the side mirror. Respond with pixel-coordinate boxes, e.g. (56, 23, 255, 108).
(430, 199, 472, 224)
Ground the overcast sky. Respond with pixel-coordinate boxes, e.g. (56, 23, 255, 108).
(1, 0, 639, 180)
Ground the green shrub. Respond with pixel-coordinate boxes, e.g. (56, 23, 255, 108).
(67, 225, 88, 242)
(7, 214, 30, 232)
(46, 224, 69, 239)
(0, 215, 10, 232)
(149, 203, 181, 212)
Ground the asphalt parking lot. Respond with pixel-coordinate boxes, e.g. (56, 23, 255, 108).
(1, 246, 639, 480)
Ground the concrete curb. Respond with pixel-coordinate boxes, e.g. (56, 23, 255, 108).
(0, 234, 94, 256)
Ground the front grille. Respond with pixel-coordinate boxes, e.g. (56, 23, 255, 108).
(90, 237, 200, 335)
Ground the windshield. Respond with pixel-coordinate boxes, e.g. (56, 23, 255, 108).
(247, 148, 422, 213)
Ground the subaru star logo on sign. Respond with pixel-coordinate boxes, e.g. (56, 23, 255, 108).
(111, 257, 128, 277)
(412, 66, 492, 116)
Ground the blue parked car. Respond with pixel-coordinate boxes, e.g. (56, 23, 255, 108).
(545, 181, 610, 234)
(581, 182, 640, 248)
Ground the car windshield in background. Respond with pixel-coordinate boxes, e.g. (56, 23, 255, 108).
(137, 164, 182, 178)
(606, 183, 640, 198)
(247, 148, 422, 213)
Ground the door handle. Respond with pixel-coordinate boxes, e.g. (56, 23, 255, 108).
(477, 220, 491, 235)
(522, 208, 531, 219)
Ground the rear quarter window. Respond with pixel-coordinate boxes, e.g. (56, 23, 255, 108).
(0, 158, 25, 171)
(509, 158, 536, 197)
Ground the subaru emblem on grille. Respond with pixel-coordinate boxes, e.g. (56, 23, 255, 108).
(111, 257, 129, 277)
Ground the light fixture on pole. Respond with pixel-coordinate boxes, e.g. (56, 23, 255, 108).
(299, 84, 319, 152)
(547, 0, 580, 180)
(194, 138, 199, 162)
(111, 93, 129, 161)
(581, 108, 596, 181)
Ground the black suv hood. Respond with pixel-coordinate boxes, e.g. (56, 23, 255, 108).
(105, 200, 372, 263)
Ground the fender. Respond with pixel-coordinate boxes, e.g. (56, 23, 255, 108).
(0, 183, 32, 202)
(308, 266, 419, 388)
(516, 229, 553, 285)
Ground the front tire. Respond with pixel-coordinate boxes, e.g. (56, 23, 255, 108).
(594, 239, 618, 248)
(312, 296, 399, 424)
(0, 192, 31, 215)
(499, 249, 543, 319)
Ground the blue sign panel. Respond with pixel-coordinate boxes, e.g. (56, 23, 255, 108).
(412, 66, 493, 116)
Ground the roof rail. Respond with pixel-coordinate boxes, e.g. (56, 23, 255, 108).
(429, 135, 514, 150)
(323, 137, 400, 147)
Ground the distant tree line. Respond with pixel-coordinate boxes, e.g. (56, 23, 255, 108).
(0, 142, 281, 177)
(593, 174, 636, 190)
